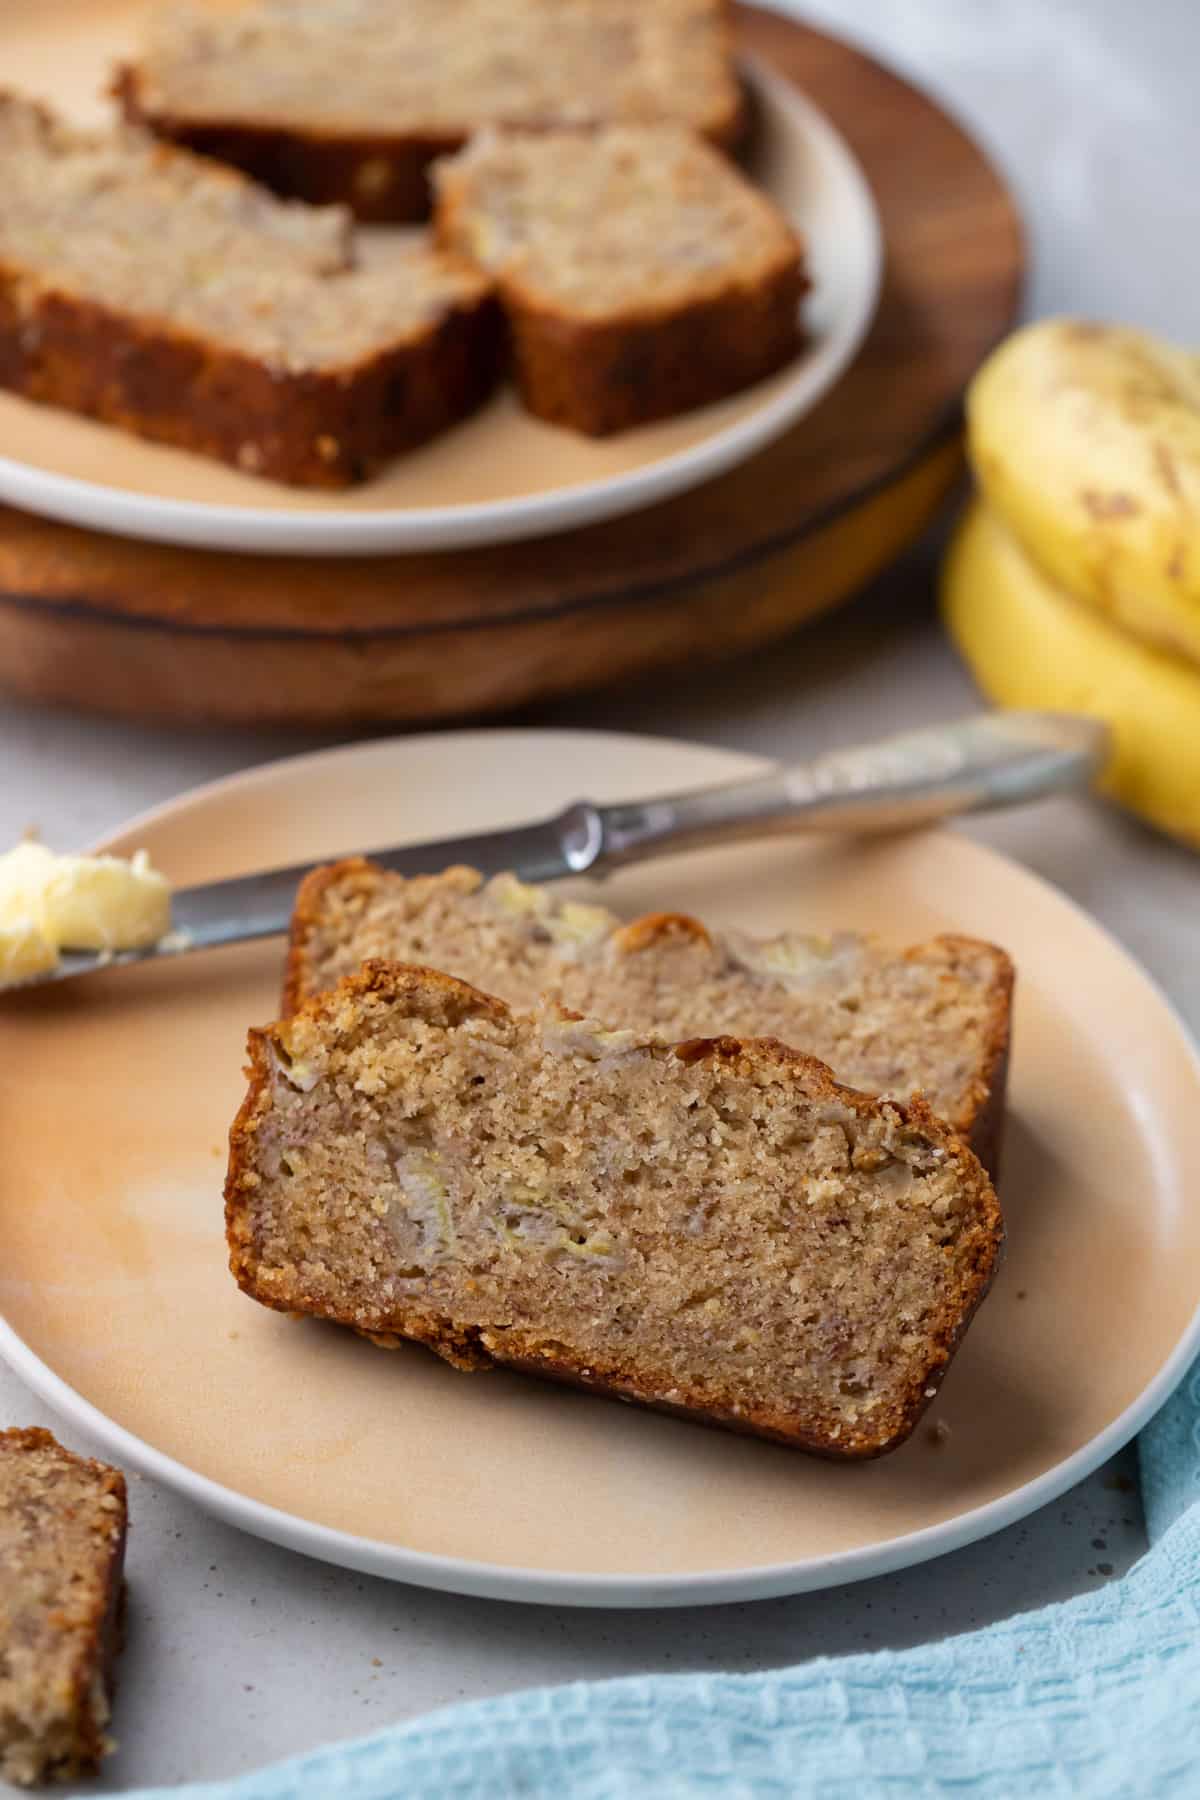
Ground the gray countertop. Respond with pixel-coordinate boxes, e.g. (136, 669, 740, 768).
(2, 1, 1197, 1790)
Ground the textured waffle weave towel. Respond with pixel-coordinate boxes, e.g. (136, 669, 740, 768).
(130, 1356, 1200, 1799)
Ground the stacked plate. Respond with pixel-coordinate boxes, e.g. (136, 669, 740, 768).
(1, 3, 1023, 733)
(0, 16, 881, 558)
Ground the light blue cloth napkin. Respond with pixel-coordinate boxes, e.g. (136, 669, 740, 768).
(132, 1358, 1200, 1799)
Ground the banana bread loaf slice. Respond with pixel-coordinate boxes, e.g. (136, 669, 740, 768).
(433, 125, 807, 434)
(227, 964, 1002, 1457)
(0, 94, 499, 487)
(0, 1428, 127, 1788)
(116, 0, 743, 223)
(284, 863, 1013, 1176)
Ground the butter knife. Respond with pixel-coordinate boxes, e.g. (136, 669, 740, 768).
(31, 711, 1108, 989)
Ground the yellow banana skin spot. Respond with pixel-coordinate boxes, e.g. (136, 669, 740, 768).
(942, 502, 1200, 850)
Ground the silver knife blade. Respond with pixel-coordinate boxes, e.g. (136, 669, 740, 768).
(17, 711, 1109, 992)
(46, 803, 603, 986)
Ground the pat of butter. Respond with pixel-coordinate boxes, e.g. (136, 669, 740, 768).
(40, 850, 171, 952)
(0, 915, 57, 984)
(0, 842, 171, 985)
(0, 841, 57, 919)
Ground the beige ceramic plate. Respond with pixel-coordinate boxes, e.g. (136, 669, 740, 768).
(0, 5, 880, 555)
(2, 730, 1199, 1607)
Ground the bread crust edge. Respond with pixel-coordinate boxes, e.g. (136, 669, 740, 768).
(0, 257, 500, 488)
(280, 859, 1014, 1178)
(0, 1428, 127, 1784)
(228, 961, 1004, 1460)
(114, 61, 747, 224)
(433, 164, 806, 434)
(927, 934, 1015, 1180)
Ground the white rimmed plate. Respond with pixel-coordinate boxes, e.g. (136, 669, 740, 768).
(0, 729, 1198, 1606)
(0, 0, 881, 555)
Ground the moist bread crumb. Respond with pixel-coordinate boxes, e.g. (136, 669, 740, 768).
(284, 862, 1013, 1175)
(117, 0, 744, 222)
(0, 1428, 127, 1788)
(226, 962, 1003, 1458)
(433, 125, 807, 433)
(0, 93, 499, 486)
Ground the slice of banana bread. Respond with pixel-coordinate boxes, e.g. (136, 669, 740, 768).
(227, 963, 1002, 1457)
(433, 125, 807, 434)
(0, 1428, 127, 1788)
(284, 863, 1013, 1176)
(0, 94, 499, 487)
(116, 0, 743, 223)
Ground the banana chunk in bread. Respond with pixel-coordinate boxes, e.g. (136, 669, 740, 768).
(227, 963, 1002, 1457)
(284, 863, 1013, 1175)
(433, 126, 807, 434)
(0, 94, 499, 487)
(0, 1429, 127, 1789)
(117, 0, 743, 223)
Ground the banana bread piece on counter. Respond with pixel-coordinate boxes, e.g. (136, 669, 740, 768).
(0, 1428, 127, 1788)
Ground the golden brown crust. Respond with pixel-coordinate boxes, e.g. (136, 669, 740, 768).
(611, 911, 712, 954)
(281, 857, 377, 1015)
(227, 962, 1004, 1459)
(115, 66, 454, 223)
(281, 860, 1015, 1175)
(919, 935, 1015, 1177)
(0, 1427, 127, 1785)
(432, 184, 805, 435)
(114, 28, 746, 226)
(483, 1310, 981, 1460)
(0, 260, 500, 489)
(507, 272, 805, 436)
(282, 859, 490, 1013)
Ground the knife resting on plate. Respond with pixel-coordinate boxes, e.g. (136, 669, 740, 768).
(26, 710, 1109, 990)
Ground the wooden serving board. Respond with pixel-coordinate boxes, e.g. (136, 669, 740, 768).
(0, 6, 1023, 728)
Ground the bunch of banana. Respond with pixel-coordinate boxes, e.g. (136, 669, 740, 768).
(942, 318, 1200, 847)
